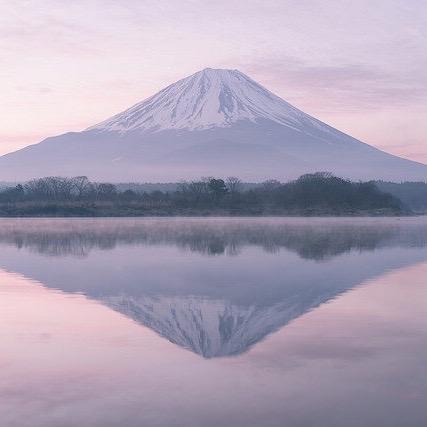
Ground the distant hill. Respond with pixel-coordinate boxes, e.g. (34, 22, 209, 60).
(376, 181, 427, 212)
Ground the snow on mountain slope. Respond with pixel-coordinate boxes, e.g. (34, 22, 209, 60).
(103, 293, 337, 358)
(88, 68, 329, 135)
(0, 67, 426, 182)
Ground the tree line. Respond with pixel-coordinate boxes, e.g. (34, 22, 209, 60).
(375, 181, 427, 212)
(0, 173, 404, 216)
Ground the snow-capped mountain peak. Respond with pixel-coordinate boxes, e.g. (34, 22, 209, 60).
(1, 67, 427, 182)
(103, 295, 324, 358)
(88, 68, 318, 133)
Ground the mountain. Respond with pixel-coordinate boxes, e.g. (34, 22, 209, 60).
(102, 293, 342, 358)
(1, 218, 427, 357)
(87, 68, 334, 132)
(1, 68, 427, 182)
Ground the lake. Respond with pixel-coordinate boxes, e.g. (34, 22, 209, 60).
(0, 217, 427, 427)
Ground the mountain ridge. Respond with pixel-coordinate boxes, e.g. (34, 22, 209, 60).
(87, 68, 336, 135)
(1, 67, 426, 182)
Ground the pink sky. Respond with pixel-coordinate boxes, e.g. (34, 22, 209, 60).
(1, 0, 426, 162)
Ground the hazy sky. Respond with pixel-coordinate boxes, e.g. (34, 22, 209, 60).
(1, 0, 426, 162)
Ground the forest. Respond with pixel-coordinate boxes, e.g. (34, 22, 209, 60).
(0, 172, 405, 216)
(375, 181, 427, 212)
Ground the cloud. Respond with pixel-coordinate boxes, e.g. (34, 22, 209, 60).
(39, 87, 53, 94)
(242, 57, 427, 113)
(0, 1, 105, 58)
(13, 86, 53, 94)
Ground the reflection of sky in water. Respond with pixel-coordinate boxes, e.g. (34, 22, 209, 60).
(0, 218, 426, 427)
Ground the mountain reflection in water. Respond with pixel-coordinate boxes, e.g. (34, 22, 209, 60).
(1, 217, 427, 358)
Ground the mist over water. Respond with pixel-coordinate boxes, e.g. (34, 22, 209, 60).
(1, 217, 427, 426)
(1, 217, 426, 258)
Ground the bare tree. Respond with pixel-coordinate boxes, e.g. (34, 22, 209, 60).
(177, 180, 190, 194)
(261, 179, 281, 191)
(25, 177, 74, 200)
(95, 183, 117, 200)
(178, 180, 209, 203)
(226, 177, 242, 194)
(72, 176, 93, 199)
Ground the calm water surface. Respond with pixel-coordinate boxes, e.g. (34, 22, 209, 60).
(0, 217, 427, 427)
